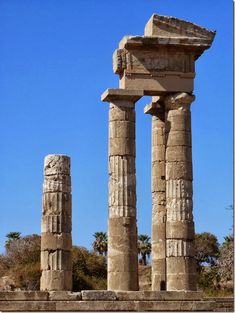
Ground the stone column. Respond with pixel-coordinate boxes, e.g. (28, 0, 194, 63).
(164, 92, 197, 291)
(40, 154, 72, 291)
(101, 89, 143, 291)
(144, 98, 166, 291)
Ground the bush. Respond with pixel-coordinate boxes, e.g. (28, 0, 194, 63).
(72, 246, 107, 291)
(10, 262, 41, 290)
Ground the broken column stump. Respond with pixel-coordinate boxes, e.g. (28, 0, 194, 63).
(40, 154, 72, 291)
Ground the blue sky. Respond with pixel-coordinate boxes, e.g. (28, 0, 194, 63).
(0, 0, 232, 253)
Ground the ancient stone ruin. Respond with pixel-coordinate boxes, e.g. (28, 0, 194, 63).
(1, 13, 233, 312)
(101, 13, 215, 293)
(41, 155, 72, 291)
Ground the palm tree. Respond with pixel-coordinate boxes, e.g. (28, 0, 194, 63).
(92, 232, 108, 256)
(5, 232, 21, 250)
(138, 234, 151, 266)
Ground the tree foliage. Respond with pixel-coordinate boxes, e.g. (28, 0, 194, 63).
(92, 232, 107, 256)
(5, 232, 21, 251)
(217, 235, 234, 283)
(195, 232, 219, 269)
(138, 234, 151, 266)
(72, 246, 107, 291)
(0, 229, 233, 295)
(6, 234, 41, 266)
(0, 234, 41, 290)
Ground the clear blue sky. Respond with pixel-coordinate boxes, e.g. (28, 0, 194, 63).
(0, 1, 232, 253)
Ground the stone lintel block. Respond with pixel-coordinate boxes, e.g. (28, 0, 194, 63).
(108, 271, 138, 291)
(41, 233, 72, 251)
(166, 221, 195, 240)
(44, 155, 70, 176)
(0, 291, 49, 301)
(108, 254, 138, 272)
(119, 74, 194, 95)
(49, 291, 81, 300)
(167, 130, 191, 147)
(40, 270, 72, 291)
(101, 88, 143, 103)
(109, 120, 135, 139)
(109, 138, 135, 156)
(81, 290, 116, 301)
(166, 146, 192, 162)
(166, 161, 192, 180)
(152, 146, 165, 161)
(43, 192, 71, 215)
(152, 177, 166, 192)
(109, 105, 135, 122)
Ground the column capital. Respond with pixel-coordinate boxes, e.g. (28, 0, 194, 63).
(164, 92, 195, 110)
(101, 88, 143, 103)
(144, 96, 164, 117)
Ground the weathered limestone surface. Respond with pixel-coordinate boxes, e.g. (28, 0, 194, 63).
(165, 93, 197, 291)
(40, 155, 72, 291)
(113, 14, 215, 94)
(0, 291, 225, 312)
(102, 13, 215, 294)
(102, 89, 143, 291)
(145, 98, 166, 291)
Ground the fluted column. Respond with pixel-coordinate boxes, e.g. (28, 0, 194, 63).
(144, 98, 166, 291)
(40, 154, 72, 291)
(164, 92, 197, 291)
(102, 89, 143, 291)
